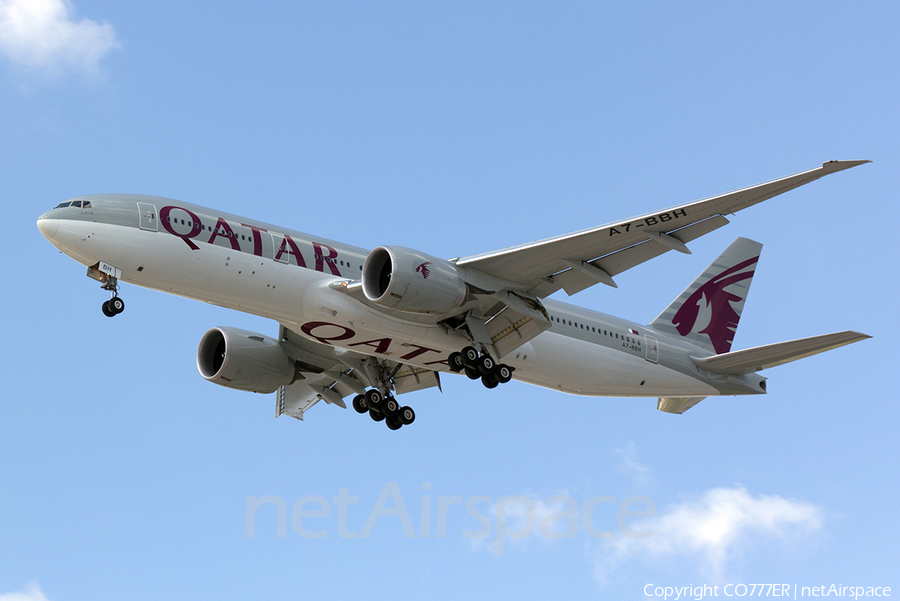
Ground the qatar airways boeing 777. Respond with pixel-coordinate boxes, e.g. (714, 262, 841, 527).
(37, 161, 871, 430)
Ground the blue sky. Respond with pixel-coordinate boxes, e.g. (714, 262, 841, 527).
(2, 1, 897, 599)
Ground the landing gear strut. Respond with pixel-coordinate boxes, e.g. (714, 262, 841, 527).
(448, 346, 513, 389)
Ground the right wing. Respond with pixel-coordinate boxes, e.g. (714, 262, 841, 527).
(457, 160, 870, 298)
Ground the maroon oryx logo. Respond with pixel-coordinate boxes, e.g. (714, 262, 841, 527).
(415, 261, 432, 279)
(672, 256, 758, 354)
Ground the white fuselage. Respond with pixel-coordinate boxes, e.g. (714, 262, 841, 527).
(38, 196, 760, 399)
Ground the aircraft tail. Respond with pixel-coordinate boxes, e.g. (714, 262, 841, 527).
(649, 237, 762, 354)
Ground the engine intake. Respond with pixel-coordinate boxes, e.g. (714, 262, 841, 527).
(197, 327, 296, 393)
(362, 246, 466, 314)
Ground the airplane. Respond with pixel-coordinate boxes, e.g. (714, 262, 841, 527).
(37, 160, 871, 429)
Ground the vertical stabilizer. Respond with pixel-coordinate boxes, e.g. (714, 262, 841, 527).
(649, 237, 762, 354)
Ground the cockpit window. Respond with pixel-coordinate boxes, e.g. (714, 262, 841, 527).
(52, 200, 91, 209)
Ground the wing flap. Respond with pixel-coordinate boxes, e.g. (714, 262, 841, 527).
(691, 331, 871, 375)
(393, 366, 442, 395)
(482, 291, 552, 358)
(277, 382, 321, 420)
(657, 397, 707, 414)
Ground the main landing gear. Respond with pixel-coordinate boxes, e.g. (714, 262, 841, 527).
(351, 389, 416, 432)
(100, 276, 125, 318)
(447, 346, 513, 389)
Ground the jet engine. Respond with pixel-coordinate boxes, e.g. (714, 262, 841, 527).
(362, 246, 467, 314)
(197, 327, 297, 393)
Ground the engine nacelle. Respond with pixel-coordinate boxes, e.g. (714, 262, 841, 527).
(196, 327, 296, 393)
(362, 246, 467, 314)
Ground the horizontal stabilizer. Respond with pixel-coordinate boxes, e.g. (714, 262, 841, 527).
(691, 331, 871, 375)
(658, 397, 707, 414)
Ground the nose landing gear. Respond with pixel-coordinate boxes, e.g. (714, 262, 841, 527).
(100, 275, 125, 317)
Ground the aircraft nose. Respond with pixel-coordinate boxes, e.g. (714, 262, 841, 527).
(37, 212, 59, 241)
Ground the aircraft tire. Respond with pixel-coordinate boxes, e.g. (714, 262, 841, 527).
(369, 408, 385, 422)
(448, 352, 464, 372)
(477, 355, 495, 375)
(496, 365, 512, 384)
(399, 406, 415, 425)
(461, 346, 479, 368)
(383, 397, 399, 417)
(386, 417, 402, 430)
(365, 389, 383, 408)
(101, 301, 115, 317)
(464, 366, 480, 380)
(110, 297, 125, 314)
(482, 374, 499, 389)
(352, 395, 367, 414)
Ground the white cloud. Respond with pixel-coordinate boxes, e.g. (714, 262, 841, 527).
(0, 0, 119, 73)
(0, 583, 51, 601)
(614, 441, 651, 486)
(593, 486, 824, 585)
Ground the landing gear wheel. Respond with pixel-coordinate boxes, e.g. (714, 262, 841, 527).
(109, 297, 125, 314)
(352, 394, 368, 414)
(496, 364, 512, 384)
(386, 417, 402, 430)
(448, 352, 464, 373)
(477, 354, 496, 375)
(369, 408, 385, 422)
(464, 366, 480, 380)
(461, 346, 479, 368)
(383, 397, 400, 417)
(101, 300, 115, 317)
(482, 374, 499, 389)
(399, 406, 415, 425)
(364, 389, 383, 409)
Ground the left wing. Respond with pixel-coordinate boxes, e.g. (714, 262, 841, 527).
(275, 325, 441, 420)
(457, 160, 869, 298)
